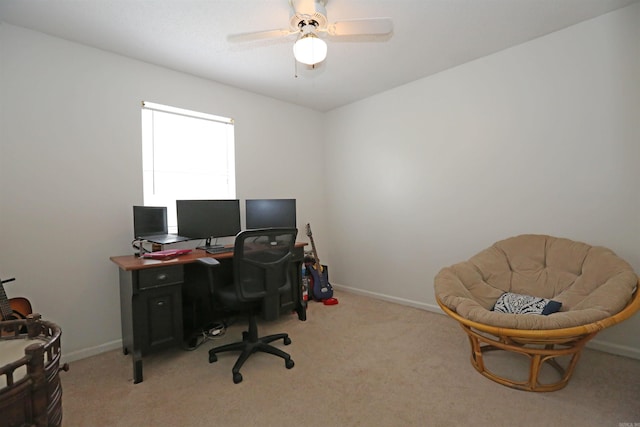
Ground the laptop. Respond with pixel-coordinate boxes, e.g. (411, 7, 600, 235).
(133, 206, 191, 244)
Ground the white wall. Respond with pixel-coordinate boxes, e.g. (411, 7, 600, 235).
(0, 23, 326, 361)
(324, 4, 640, 358)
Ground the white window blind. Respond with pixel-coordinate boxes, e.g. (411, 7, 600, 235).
(141, 101, 235, 230)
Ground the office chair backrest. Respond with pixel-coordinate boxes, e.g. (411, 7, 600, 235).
(233, 228, 298, 318)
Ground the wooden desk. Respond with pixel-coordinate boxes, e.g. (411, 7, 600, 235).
(110, 243, 307, 384)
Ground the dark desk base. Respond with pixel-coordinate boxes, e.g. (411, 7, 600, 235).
(115, 246, 306, 384)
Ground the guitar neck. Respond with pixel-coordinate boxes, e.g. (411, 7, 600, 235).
(306, 225, 322, 271)
(310, 238, 321, 269)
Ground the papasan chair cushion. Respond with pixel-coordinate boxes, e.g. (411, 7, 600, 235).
(436, 234, 637, 329)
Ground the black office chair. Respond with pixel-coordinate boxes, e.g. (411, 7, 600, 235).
(197, 228, 298, 384)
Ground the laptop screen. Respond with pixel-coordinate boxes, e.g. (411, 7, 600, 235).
(133, 206, 168, 237)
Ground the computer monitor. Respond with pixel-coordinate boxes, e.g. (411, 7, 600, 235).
(245, 199, 297, 229)
(133, 206, 168, 237)
(176, 199, 241, 248)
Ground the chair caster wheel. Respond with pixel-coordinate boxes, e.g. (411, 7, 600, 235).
(209, 353, 218, 363)
(283, 336, 292, 345)
(233, 372, 243, 384)
(285, 358, 294, 369)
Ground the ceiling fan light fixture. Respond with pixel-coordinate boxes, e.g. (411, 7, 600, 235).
(293, 32, 327, 65)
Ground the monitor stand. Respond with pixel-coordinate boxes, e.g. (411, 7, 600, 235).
(197, 236, 223, 251)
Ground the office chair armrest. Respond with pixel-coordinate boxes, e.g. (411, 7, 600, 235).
(197, 257, 222, 295)
(197, 257, 221, 268)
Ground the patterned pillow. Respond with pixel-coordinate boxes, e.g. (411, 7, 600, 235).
(493, 292, 562, 315)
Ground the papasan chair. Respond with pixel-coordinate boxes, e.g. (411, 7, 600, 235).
(434, 234, 640, 392)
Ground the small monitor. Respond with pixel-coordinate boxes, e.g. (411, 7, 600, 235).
(245, 199, 297, 229)
(176, 199, 241, 247)
(133, 206, 168, 237)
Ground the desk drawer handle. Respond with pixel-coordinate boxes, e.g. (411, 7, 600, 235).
(156, 274, 168, 281)
(156, 300, 165, 306)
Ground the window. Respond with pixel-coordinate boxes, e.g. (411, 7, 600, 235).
(141, 101, 235, 231)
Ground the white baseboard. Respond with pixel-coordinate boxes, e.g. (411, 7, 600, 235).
(332, 283, 640, 360)
(62, 339, 122, 364)
(586, 338, 640, 360)
(332, 283, 443, 313)
(63, 284, 640, 364)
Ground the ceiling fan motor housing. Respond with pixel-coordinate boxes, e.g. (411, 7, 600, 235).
(289, 0, 328, 31)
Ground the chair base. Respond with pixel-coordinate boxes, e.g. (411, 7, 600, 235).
(208, 313, 293, 384)
(436, 283, 640, 392)
(461, 323, 596, 392)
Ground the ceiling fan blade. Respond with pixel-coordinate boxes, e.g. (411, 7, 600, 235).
(227, 28, 296, 43)
(326, 18, 393, 36)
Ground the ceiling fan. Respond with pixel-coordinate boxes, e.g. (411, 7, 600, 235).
(227, 0, 393, 66)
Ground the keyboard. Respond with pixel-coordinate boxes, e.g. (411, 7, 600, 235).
(204, 246, 231, 254)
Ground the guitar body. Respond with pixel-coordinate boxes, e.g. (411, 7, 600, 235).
(1, 277, 33, 335)
(308, 264, 333, 301)
(0, 297, 32, 336)
(6, 297, 33, 321)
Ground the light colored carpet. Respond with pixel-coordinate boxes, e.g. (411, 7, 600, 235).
(62, 290, 640, 426)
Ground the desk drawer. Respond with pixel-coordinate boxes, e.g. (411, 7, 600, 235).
(137, 266, 183, 290)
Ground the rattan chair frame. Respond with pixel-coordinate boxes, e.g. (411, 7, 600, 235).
(436, 280, 640, 392)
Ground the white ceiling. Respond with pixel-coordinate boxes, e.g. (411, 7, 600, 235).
(1, 0, 637, 112)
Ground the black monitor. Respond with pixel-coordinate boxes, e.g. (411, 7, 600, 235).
(176, 200, 241, 248)
(245, 199, 297, 229)
(133, 206, 167, 237)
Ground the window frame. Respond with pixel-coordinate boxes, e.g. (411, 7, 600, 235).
(141, 101, 236, 231)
